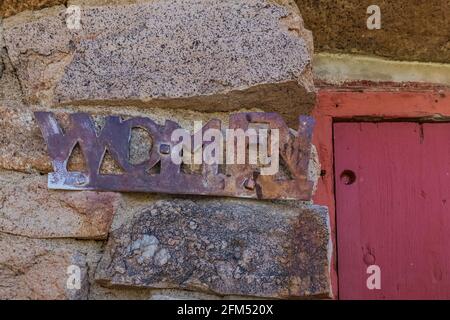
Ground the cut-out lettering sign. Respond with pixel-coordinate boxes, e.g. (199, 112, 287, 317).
(34, 112, 314, 200)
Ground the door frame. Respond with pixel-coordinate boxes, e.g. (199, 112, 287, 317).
(312, 86, 450, 299)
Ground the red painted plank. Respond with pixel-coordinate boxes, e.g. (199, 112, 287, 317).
(335, 122, 450, 299)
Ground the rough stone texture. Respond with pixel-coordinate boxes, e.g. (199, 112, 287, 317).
(0, 22, 3, 79)
(0, 0, 145, 18)
(3, 0, 449, 64)
(0, 170, 121, 239)
(0, 0, 330, 301)
(2, 6, 73, 106)
(0, 0, 67, 18)
(297, 0, 450, 64)
(0, 106, 52, 173)
(2, 0, 315, 125)
(0, 20, 23, 104)
(314, 53, 450, 86)
(0, 22, 3, 80)
(0, 233, 92, 299)
(68, 0, 144, 5)
(0, 198, 235, 300)
(0, 51, 23, 104)
(95, 199, 331, 299)
(0, 21, 3, 51)
(88, 284, 227, 300)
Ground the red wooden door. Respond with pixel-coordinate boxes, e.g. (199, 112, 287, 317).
(334, 122, 450, 299)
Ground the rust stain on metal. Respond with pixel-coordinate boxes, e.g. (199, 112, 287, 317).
(34, 112, 314, 200)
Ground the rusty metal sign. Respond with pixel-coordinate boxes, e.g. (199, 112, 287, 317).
(34, 111, 314, 200)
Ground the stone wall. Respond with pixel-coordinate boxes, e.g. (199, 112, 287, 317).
(3, 0, 449, 64)
(0, 0, 331, 300)
(297, 0, 450, 64)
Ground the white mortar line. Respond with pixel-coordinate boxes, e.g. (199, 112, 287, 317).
(313, 53, 450, 86)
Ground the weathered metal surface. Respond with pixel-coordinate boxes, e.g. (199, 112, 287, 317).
(34, 112, 314, 200)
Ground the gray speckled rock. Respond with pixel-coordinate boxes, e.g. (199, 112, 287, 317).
(0, 55, 3, 80)
(2, 6, 72, 105)
(0, 22, 5, 80)
(95, 198, 331, 299)
(3, 0, 314, 125)
(0, 21, 3, 48)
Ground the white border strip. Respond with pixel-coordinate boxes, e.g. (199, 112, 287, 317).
(314, 53, 450, 86)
